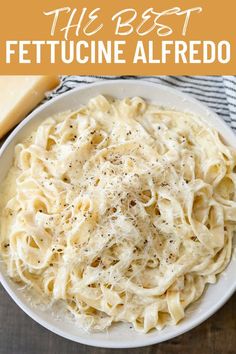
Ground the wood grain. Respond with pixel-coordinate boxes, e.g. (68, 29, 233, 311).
(0, 285, 235, 354)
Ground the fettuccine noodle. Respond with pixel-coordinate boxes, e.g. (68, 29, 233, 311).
(0, 96, 235, 332)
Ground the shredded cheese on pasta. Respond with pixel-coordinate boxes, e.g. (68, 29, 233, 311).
(0, 95, 235, 332)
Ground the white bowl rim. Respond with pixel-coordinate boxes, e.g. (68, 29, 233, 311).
(0, 79, 235, 348)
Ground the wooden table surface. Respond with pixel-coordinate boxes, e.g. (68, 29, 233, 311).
(0, 139, 235, 354)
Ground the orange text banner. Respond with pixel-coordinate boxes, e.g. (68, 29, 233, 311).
(0, 0, 235, 74)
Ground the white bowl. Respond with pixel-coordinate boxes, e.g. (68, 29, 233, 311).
(0, 80, 235, 348)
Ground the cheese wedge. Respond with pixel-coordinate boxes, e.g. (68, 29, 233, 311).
(0, 76, 60, 139)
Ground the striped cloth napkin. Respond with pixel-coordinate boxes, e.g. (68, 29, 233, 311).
(49, 76, 236, 130)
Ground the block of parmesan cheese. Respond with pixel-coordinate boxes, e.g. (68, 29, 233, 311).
(0, 76, 60, 139)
